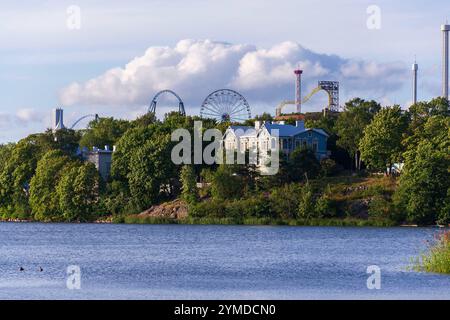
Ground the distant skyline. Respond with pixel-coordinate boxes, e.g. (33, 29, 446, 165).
(0, 0, 449, 142)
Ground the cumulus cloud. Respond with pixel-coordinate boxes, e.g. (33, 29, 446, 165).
(0, 108, 44, 129)
(60, 40, 408, 114)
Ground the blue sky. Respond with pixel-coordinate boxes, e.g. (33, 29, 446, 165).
(0, 0, 448, 142)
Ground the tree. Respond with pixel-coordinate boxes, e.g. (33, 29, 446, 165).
(394, 116, 450, 224)
(315, 184, 336, 218)
(408, 97, 449, 130)
(180, 165, 198, 204)
(243, 113, 274, 127)
(269, 184, 302, 219)
(79, 117, 131, 149)
(298, 181, 315, 219)
(29, 150, 73, 221)
(335, 98, 381, 170)
(210, 164, 245, 200)
(359, 106, 409, 174)
(394, 141, 449, 224)
(132, 112, 157, 128)
(0, 138, 43, 216)
(57, 162, 100, 222)
(287, 148, 321, 182)
(51, 128, 81, 155)
(305, 114, 336, 135)
(127, 134, 176, 211)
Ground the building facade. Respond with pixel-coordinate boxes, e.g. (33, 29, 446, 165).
(81, 146, 114, 181)
(223, 120, 329, 161)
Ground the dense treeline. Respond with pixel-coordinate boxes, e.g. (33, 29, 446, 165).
(0, 97, 448, 224)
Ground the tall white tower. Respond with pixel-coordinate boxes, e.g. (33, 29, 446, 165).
(53, 108, 65, 131)
(412, 62, 418, 105)
(442, 24, 450, 100)
(294, 69, 303, 113)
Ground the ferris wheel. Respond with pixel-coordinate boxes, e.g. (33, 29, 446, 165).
(200, 89, 251, 122)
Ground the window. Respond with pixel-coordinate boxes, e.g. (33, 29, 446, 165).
(271, 138, 277, 149)
(312, 139, 318, 152)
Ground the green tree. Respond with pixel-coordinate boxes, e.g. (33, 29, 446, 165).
(395, 141, 449, 224)
(127, 134, 176, 211)
(180, 165, 198, 204)
(29, 150, 73, 221)
(408, 97, 449, 130)
(315, 185, 335, 218)
(359, 106, 409, 174)
(269, 183, 302, 219)
(0, 137, 44, 216)
(335, 98, 381, 170)
(51, 128, 81, 155)
(394, 116, 450, 224)
(287, 148, 321, 182)
(210, 164, 245, 200)
(57, 162, 100, 222)
(298, 181, 315, 219)
(79, 117, 131, 149)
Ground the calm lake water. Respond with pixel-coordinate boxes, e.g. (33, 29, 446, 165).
(0, 222, 449, 300)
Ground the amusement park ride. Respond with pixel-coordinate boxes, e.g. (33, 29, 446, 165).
(54, 68, 340, 131)
(275, 70, 340, 116)
(53, 108, 99, 131)
(199, 89, 252, 122)
(145, 69, 339, 123)
(148, 89, 186, 116)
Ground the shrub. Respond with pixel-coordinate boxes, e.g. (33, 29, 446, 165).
(315, 192, 336, 218)
(298, 182, 316, 219)
(180, 165, 198, 204)
(189, 200, 227, 218)
(269, 184, 302, 219)
(416, 231, 450, 274)
(320, 158, 339, 177)
(368, 195, 392, 219)
(210, 165, 245, 200)
(288, 149, 321, 182)
(239, 195, 272, 218)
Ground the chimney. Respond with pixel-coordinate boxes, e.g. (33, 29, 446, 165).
(296, 120, 305, 131)
(254, 120, 261, 130)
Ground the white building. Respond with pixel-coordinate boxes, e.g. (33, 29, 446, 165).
(223, 120, 329, 161)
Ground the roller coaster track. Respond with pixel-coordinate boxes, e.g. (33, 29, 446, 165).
(276, 81, 339, 116)
(70, 114, 99, 129)
(148, 90, 186, 116)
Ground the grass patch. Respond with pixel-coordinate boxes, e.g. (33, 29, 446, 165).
(415, 231, 450, 274)
(120, 214, 395, 227)
(123, 215, 179, 224)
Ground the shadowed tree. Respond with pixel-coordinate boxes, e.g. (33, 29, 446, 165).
(335, 98, 381, 170)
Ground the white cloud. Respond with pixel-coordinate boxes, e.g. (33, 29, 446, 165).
(0, 108, 44, 129)
(60, 39, 408, 114)
(15, 108, 42, 123)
